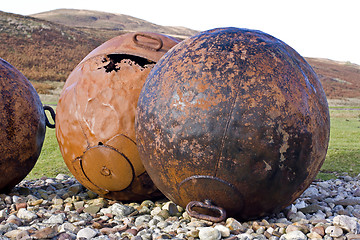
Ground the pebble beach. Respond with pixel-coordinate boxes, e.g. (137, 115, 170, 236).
(1, 174, 360, 240)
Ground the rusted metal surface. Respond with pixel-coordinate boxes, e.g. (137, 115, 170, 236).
(56, 32, 179, 201)
(0, 58, 46, 193)
(136, 27, 330, 220)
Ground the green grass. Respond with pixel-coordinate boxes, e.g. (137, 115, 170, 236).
(329, 106, 360, 109)
(317, 109, 360, 179)
(26, 108, 360, 180)
(26, 127, 72, 180)
(26, 107, 72, 180)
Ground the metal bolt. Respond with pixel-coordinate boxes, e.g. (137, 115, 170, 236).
(100, 166, 111, 176)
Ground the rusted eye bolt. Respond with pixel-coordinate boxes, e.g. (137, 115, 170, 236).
(186, 200, 227, 223)
(133, 33, 163, 51)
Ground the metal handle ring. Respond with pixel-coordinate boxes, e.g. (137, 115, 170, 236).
(132, 33, 163, 51)
(44, 105, 56, 128)
(186, 199, 227, 223)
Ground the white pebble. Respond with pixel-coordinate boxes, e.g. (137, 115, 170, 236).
(279, 230, 307, 240)
(199, 227, 221, 240)
(325, 226, 343, 238)
(16, 208, 37, 221)
(77, 227, 98, 239)
(214, 224, 231, 237)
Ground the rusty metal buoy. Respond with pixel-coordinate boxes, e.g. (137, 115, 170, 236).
(0, 58, 46, 192)
(135, 28, 330, 220)
(55, 32, 179, 201)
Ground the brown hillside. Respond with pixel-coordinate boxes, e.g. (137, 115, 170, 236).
(0, 10, 124, 81)
(30, 9, 198, 38)
(305, 58, 360, 100)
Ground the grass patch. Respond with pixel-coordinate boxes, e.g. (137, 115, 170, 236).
(317, 109, 360, 179)
(26, 127, 72, 180)
(26, 107, 72, 180)
(329, 106, 360, 109)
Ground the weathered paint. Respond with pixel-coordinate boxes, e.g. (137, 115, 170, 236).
(136, 28, 330, 220)
(0, 58, 45, 192)
(56, 32, 179, 200)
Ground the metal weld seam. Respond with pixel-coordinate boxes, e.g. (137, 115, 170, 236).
(214, 89, 239, 177)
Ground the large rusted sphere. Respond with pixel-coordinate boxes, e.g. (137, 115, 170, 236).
(0, 58, 45, 192)
(56, 32, 179, 201)
(136, 28, 330, 219)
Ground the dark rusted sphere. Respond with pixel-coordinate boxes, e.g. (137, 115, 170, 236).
(0, 58, 45, 192)
(56, 32, 179, 201)
(136, 28, 330, 220)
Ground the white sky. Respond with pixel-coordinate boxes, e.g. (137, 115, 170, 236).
(1, 0, 360, 65)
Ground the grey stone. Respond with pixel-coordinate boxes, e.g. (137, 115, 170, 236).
(253, 234, 267, 240)
(4, 229, 25, 239)
(111, 203, 134, 217)
(157, 220, 170, 229)
(294, 200, 307, 209)
(77, 227, 98, 239)
(325, 226, 344, 238)
(92, 236, 111, 240)
(55, 174, 70, 180)
(43, 213, 66, 224)
(269, 237, 280, 240)
(279, 230, 307, 240)
(335, 198, 360, 206)
(302, 186, 320, 198)
(157, 209, 170, 219)
(68, 183, 83, 195)
(199, 227, 221, 240)
(214, 224, 231, 237)
(162, 202, 179, 216)
(16, 208, 37, 221)
(135, 215, 152, 226)
(32, 227, 58, 239)
(141, 200, 155, 209)
(298, 204, 324, 214)
(226, 217, 245, 231)
(59, 222, 78, 233)
(333, 215, 360, 234)
(83, 204, 101, 215)
(237, 233, 254, 240)
(354, 188, 360, 197)
(73, 201, 85, 210)
(57, 232, 77, 240)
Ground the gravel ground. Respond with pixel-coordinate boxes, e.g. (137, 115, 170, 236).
(0, 174, 359, 240)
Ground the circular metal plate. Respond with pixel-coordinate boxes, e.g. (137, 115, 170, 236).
(81, 146, 134, 192)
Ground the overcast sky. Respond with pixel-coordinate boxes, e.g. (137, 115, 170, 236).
(2, 0, 360, 65)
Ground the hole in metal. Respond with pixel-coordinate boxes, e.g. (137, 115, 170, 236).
(102, 54, 155, 73)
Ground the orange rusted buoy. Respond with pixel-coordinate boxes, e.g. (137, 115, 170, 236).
(0, 58, 46, 192)
(56, 32, 179, 201)
(136, 28, 330, 220)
